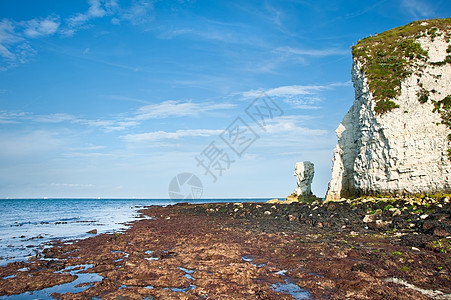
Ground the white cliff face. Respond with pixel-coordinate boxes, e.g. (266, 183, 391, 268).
(326, 33, 451, 200)
(294, 161, 314, 196)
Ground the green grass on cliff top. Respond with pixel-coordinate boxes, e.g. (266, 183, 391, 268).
(352, 18, 451, 114)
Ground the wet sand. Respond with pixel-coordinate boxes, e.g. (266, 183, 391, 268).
(0, 198, 450, 299)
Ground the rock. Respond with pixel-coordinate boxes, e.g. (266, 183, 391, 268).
(392, 209, 402, 217)
(433, 227, 450, 237)
(284, 194, 298, 202)
(325, 20, 451, 200)
(266, 199, 279, 203)
(363, 215, 375, 223)
(87, 229, 97, 234)
(293, 161, 314, 197)
(422, 220, 435, 231)
(288, 215, 297, 222)
(367, 220, 392, 231)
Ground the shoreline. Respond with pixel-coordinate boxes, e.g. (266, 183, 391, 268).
(0, 198, 449, 299)
(0, 199, 272, 268)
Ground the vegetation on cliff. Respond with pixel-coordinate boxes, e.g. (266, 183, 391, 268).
(352, 18, 451, 114)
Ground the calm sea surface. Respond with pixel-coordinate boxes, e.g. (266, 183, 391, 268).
(0, 198, 270, 266)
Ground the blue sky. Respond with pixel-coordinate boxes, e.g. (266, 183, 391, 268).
(0, 0, 450, 199)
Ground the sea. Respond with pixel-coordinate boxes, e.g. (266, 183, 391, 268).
(0, 198, 270, 267)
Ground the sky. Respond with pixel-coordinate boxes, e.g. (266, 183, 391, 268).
(0, 0, 450, 199)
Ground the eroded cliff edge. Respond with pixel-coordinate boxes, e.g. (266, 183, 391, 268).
(326, 19, 451, 200)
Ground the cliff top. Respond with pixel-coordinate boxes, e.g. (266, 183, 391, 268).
(352, 18, 451, 114)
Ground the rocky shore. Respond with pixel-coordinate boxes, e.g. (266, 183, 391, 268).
(0, 197, 450, 299)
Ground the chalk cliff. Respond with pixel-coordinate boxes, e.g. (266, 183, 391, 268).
(326, 19, 451, 200)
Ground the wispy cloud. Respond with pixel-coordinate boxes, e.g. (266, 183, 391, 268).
(0, 0, 155, 70)
(240, 82, 351, 109)
(119, 0, 153, 25)
(61, 152, 112, 158)
(132, 100, 236, 120)
(23, 16, 60, 38)
(63, 0, 118, 36)
(401, 0, 435, 18)
(241, 83, 331, 99)
(31, 113, 76, 123)
(0, 98, 235, 131)
(263, 115, 327, 136)
(74, 118, 137, 132)
(241, 45, 350, 74)
(231, 2, 292, 35)
(48, 183, 95, 188)
(0, 19, 33, 70)
(276, 46, 349, 57)
(107, 95, 151, 104)
(0, 110, 26, 124)
(158, 26, 251, 44)
(0, 16, 59, 70)
(123, 129, 223, 143)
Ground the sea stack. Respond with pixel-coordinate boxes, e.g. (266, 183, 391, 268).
(285, 161, 318, 202)
(326, 19, 451, 201)
(294, 161, 314, 197)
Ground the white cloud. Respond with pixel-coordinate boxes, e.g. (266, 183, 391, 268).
(62, 152, 112, 158)
(107, 95, 150, 104)
(31, 113, 76, 123)
(63, 0, 151, 34)
(133, 100, 236, 120)
(0, 0, 154, 69)
(74, 119, 128, 131)
(0, 98, 234, 132)
(241, 84, 328, 99)
(240, 82, 351, 109)
(88, 0, 110, 17)
(49, 183, 95, 188)
(121, 0, 153, 25)
(284, 96, 323, 110)
(276, 46, 349, 57)
(158, 27, 240, 43)
(0, 19, 33, 69)
(0, 19, 20, 45)
(69, 145, 105, 151)
(123, 129, 223, 142)
(24, 16, 60, 38)
(0, 110, 27, 123)
(0, 16, 57, 69)
(264, 115, 327, 136)
(401, 0, 434, 18)
(64, 0, 118, 36)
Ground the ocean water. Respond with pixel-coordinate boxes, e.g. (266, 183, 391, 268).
(0, 198, 269, 266)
